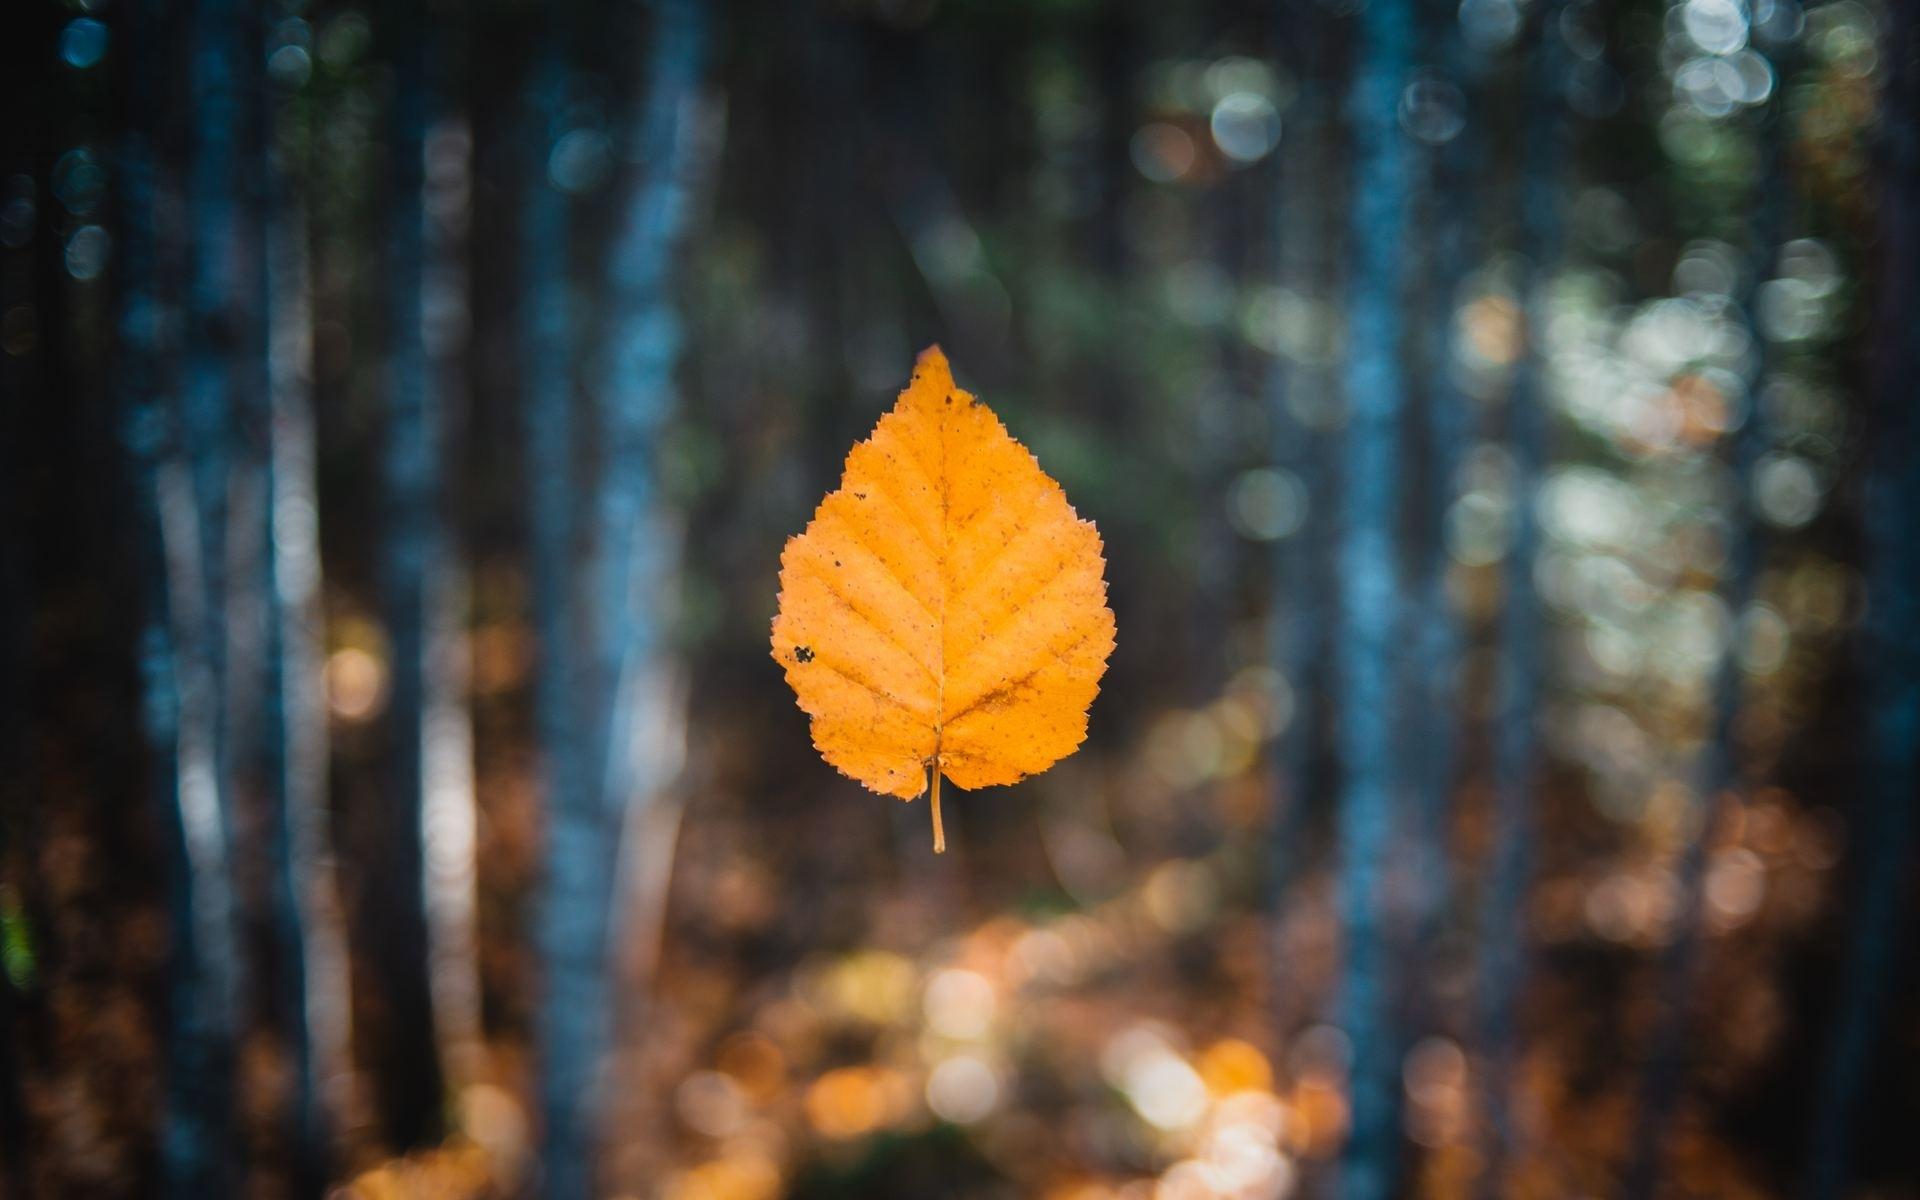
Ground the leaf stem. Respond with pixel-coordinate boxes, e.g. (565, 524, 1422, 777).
(930, 754, 945, 854)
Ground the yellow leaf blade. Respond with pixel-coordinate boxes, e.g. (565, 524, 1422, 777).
(771, 346, 1117, 844)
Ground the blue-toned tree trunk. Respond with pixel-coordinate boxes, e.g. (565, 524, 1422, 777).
(386, 9, 485, 1128)
(181, 0, 246, 833)
(1476, 7, 1565, 1189)
(1397, 0, 1489, 1044)
(374, 10, 449, 1152)
(524, 17, 590, 1198)
(590, 0, 710, 994)
(418, 62, 484, 1107)
(1806, 4, 1920, 1193)
(145, 0, 252, 1190)
(587, 0, 707, 904)
(531, 4, 709, 1195)
(1334, 0, 1415, 1192)
(261, 11, 345, 1189)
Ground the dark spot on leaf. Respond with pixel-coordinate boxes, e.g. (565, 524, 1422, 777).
(855, 491, 868, 500)
(970, 394, 984, 407)
(795, 645, 814, 663)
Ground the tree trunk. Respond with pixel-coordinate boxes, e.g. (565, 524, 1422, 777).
(371, 7, 448, 1151)
(262, 18, 348, 1187)
(1476, 7, 1565, 1189)
(531, 4, 710, 1194)
(149, 0, 255, 1188)
(1334, 0, 1415, 1191)
(523, 13, 590, 1195)
(1806, 4, 1920, 1192)
(1398, 0, 1488, 1023)
(419, 64, 485, 1105)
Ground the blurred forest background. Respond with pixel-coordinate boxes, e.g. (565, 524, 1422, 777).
(2, 0, 1917, 1196)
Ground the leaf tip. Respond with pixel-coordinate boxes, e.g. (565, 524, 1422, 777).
(913, 343, 952, 381)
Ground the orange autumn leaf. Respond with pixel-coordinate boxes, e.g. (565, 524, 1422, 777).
(771, 346, 1116, 853)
